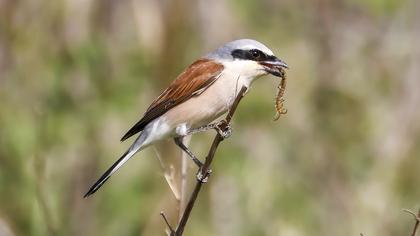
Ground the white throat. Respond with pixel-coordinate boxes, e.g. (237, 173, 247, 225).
(219, 60, 267, 87)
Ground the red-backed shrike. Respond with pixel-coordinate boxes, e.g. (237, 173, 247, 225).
(84, 39, 288, 197)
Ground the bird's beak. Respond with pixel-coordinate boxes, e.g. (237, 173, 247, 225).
(259, 57, 288, 77)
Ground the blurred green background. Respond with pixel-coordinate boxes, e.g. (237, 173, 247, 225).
(1, 0, 420, 235)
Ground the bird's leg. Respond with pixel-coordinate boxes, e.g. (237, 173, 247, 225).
(174, 137, 212, 182)
(177, 120, 232, 183)
(174, 137, 203, 168)
(186, 120, 232, 139)
(185, 123, 218, 135)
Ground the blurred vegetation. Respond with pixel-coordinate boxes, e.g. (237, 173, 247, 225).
(0, 0, 420, 235)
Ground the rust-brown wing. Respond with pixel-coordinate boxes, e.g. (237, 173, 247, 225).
(120, 59, 224, 141)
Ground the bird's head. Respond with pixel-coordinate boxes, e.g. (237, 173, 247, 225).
(205, 39, 288, 80)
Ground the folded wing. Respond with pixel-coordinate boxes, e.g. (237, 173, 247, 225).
(120, 59, 224, 141)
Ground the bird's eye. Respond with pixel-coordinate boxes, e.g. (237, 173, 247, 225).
(250, 49, 262, 60)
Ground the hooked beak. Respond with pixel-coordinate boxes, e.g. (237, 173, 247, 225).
(259, 57, 288, 77)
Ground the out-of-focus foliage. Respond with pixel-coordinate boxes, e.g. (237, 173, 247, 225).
(0, 0, 419, 235)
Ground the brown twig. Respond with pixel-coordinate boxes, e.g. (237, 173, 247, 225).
(160, 211, 175, 235)
(162, 86, 248, 236)
(403, 208, 420, 236)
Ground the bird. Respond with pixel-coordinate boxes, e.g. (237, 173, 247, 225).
(84, 39, 288, 198)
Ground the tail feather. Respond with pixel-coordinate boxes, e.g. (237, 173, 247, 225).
(84, 148, 138, 198)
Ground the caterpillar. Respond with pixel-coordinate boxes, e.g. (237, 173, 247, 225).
(273, 69, 287, 121)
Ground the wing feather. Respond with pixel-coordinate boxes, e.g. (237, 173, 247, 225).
(120, 59, 224, 141)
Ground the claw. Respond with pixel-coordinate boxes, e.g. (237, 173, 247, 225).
(215, 120, 232, 139)
(196, 168, 212, 183)
(220, 124, 232, 138)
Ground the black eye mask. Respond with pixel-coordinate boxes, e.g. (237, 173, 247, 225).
(231, 49, 277, 62)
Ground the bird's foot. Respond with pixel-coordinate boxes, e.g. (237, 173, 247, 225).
(215, 120, 232, 139)
(196, 167, 212, 183)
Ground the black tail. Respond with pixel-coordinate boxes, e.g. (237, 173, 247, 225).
(84, 150, 130, 198)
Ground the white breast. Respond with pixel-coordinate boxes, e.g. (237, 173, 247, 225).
(161, 72, 245, 129)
